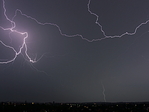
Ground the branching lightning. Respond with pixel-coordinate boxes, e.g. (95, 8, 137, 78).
(0, 0, 35, 64)
(1, 0, 149, 64)
(87, 0, 149, 40)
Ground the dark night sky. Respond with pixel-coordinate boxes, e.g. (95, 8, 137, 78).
(1, 0, 149, 102)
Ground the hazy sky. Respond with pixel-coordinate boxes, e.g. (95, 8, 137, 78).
(1, 0, 149, 102)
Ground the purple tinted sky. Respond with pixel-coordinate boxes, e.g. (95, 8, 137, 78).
(0, 0, 149, 102)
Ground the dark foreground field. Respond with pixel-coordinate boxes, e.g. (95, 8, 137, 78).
(1, 102, 149, 112)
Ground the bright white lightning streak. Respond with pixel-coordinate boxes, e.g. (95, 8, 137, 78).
(1, 0, 149, 64)
(0, 0, 36, 64)
(87, 0, 149, 40)
(101, 81, 106, 102)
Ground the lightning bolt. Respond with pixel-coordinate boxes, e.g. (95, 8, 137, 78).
(87, 0, 149, 41)
(101, 81, 106, 102)
(1, 0, 149, 64)
(0, 0, 36, 64)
